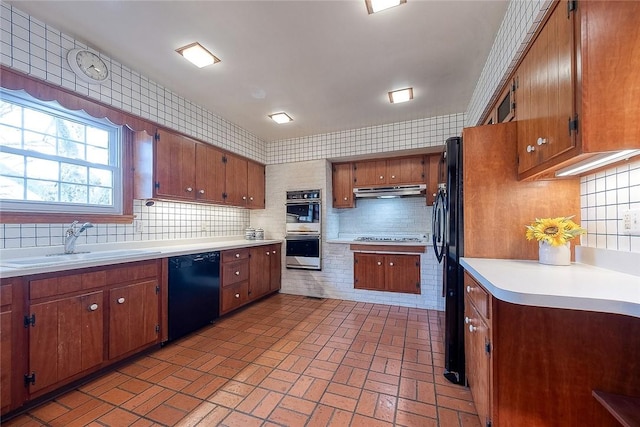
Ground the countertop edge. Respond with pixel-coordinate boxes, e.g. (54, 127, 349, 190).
(460, 257, 640, 319)
(0, 239, 283, 279)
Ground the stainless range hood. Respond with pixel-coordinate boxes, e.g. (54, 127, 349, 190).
(353, 184, 426, 198)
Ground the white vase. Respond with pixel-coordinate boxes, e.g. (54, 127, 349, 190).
(538, 241, 571, 266)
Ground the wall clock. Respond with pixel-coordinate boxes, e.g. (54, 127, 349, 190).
(66, 48, 110, 84)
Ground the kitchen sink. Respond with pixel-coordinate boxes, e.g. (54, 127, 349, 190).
(0, 249, 161, 268)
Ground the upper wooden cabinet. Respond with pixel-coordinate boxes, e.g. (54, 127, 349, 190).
(134, 129, 265, 208)
(515, 0, 640, 179)
(424, 153, 444, 206)
(332, 162, 354, 209)
(353, 156, 425, 187)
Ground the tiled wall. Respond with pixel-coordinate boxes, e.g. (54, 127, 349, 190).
(580, 160, 640, 252)
(267, 114, 465, 164)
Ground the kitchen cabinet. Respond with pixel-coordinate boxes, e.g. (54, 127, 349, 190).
(134, 128, 265, 208)
(353, 156, 424, 187)
(28, 290, 104, 394)
(463, 268, 640, 426)
(249, 243, 282, 299)
(0, 280, 18, 415)
(332, 162, 354, 208)
(108, 280, 159, 360)
(221, 244, 281, 315)
(463, 273, 492, 427)
(484, 79, 516, 125)
(515, 0, 640, 179)
(353, 252, 420, 294)
(424, 153, 443, 206)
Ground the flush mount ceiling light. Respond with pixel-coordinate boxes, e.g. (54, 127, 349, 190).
(269, 112, 293, 124)
(366, 0, 406, 14)
(176, 42, 220, 68)
(388, 87, 414, 104)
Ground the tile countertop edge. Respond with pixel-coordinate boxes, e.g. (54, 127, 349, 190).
(460, 258, 640, 319)
(0, 239, 283, 279)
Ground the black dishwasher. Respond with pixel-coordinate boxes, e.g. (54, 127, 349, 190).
(168, 251, 220, 342)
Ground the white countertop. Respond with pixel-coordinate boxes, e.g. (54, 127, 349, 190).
(460, 257, 640, 318)
(0, 237, 282, 278)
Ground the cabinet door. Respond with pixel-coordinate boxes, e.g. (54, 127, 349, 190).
(332, 162, 354, 208)
(387, 157, 424, 185)
(155, 129, 196, 200)
(465, 299, 491, 427)
(354, 253, 385, 291)
(29, 291, 104, 394)
(247, 160, 265, 209)
(109, 280, 159, 360)
(195, 143, 226, 204)
(221, 282, 249, 314)
(425, 154, 442, 206)
(0, 311, 11, 412)
(385, 254, 421, 294)
(222, 259, 250, 287)
(249, 246, 270, 299)
(354, 160, 387, 187)
(224, 153, 248, 206)
(269, 244, 282, 292)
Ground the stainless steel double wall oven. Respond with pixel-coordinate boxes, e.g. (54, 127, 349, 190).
(285, 189, 321, 270)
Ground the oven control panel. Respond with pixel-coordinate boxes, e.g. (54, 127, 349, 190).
(286, 189, 321, 201)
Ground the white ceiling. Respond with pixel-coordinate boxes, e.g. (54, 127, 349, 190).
(10, 1, 509, 142)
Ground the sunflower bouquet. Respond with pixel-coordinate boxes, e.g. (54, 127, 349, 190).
(525, 216, 586, 247)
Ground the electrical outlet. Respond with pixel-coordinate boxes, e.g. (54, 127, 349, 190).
(134, 220, 144, 233)
(621, 209, 640, 235)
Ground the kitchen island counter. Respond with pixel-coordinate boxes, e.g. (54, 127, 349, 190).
(460, 257, 640, 318)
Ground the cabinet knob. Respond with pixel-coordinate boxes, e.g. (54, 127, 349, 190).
(464, 316, 470, 324)
(389, 262, 394, 266)
(117, 297, 125, 304)
(250, 196, 254, 201)
(469, 324, 477, 333)
(88, 303, 99, 311)
(466, 285, 472, 293)
(235, 293, 240, 298)
(242, 196, 247, 200)
(272, 250, 277, 254)
(199, 189, 205, 194)
(377, 261, 382, 266)
(391, 175, 396, 179)
(235, 271, 240, 276)
(537, 137, 547, 146)
(186, 187, 193, 192)
(343, 197, 348, 201)
(266, 251, 270, 255)
(379, 175, 384, 180)
(526, 145, 535, 153)
(235, 253, 240, 258)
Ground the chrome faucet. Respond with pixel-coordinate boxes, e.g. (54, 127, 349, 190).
(64, 221, 94, 254)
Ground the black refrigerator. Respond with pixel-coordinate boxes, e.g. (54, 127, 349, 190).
(432, 136, 465, 385)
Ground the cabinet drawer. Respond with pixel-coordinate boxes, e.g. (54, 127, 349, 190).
(0, 284, 12, 306)
(221, 281, 249, 313)
(106, 261, 158, 285)
(222, 248, 250, 263)
(221, 260, 249, 286)
(30, 270, 107, 300)
(464, 272, 490, 320)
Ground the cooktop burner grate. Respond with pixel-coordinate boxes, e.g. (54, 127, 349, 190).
(354, 237, 421, 242)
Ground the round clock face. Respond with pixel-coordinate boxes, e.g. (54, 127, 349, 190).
(67, 48, 109, 84)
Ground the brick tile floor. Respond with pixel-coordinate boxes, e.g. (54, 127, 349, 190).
(4, 294, 480, 426)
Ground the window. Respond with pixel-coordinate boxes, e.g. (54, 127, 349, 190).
(0, 89, 122, 215)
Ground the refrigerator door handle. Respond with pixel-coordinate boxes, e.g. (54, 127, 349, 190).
(432, 188, 446, 263)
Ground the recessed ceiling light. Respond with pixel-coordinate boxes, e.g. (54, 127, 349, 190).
(388, 88, 414, 104)
(269, 112, 293, 124)
(365, 0, 406, 14)
(176, 42, 220, 68)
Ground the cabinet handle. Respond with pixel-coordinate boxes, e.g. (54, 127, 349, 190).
(466, 285, 472, 293)
(199, 189, 205, 194)
(235, 253, 240, 258)
(469, 324, 477, 333)
(88, 303, 99, 311)
(389, 262, 394, 266)
(117, 297, 125, 304)
(391, 175, 396, 179)
(186, 187, 193, 192)
(343, 197, 348, 201)
(464, 316, 470, 324)
(250, 196, 254, 201)
(272, 250, 277, 254)
(242, 196, 247, 200)
(526, 145, 535, 153)
(235, 293, 240, 298)
(266, 251, 270, 255)
(379, 175, 384, 180)
(377, 261, 382, 266)
(537, 137, 547, 146)
(235, 271, 240, 276)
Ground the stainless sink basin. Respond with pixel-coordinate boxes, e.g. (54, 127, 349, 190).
(0, 249, 161, 268)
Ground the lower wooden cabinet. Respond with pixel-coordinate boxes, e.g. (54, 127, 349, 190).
(353, 252, 421, 294)
(1, 280, 16, 415)
(221, 244, 282, 315)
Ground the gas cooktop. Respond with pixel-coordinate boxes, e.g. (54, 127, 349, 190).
(354, 236, 421, 242)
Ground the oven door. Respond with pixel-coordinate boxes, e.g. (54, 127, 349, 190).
(286, 201, 321, 234)
(285, 235, 321, 270)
